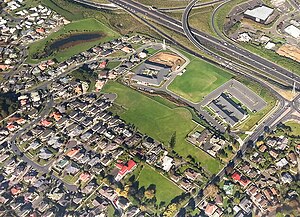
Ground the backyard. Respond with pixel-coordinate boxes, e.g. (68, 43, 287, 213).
(137, 164, 183, 204)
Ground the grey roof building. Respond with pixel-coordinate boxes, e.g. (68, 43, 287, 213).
(132, 60, 171, 86)
(244, 5, 274, 23)
(209, 93, 247, 126)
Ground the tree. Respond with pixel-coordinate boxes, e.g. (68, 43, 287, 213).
(169, 131, 176, 149)
(144, 189, 155, 200)
(203, 184, 219, 200)
(136, 186, 145, 201)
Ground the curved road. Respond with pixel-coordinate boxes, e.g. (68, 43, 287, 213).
(9, 96, 78, 192)
(158, 0, 225, 12)
(107, 0, 300, 88)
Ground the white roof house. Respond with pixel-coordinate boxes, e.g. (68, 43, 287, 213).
(284, 25, 300, 39)
(162, 155, 173, 172)
(265, 42, 276, 49)
(244, 6, 274, 23)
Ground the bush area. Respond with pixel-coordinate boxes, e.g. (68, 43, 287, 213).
(71, 66, 98, 91)
(0, 92, 19, 120)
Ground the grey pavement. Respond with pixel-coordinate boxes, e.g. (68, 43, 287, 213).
(200, 79, 267, 112)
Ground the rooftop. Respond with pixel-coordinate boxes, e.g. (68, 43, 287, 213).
(244, 5, 274, 22)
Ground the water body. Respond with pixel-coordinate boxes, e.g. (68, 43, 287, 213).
(49, 33, 103, 50)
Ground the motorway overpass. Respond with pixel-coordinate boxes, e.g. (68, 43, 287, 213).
(78, 0, 300, 89)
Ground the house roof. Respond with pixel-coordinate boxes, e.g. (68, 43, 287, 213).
(40, 119, 52, 127)
(66, 148, 80, 158)
(205, 203, 218, 216)
(116, 160, 136, 175)
(79, 172, 90, 182)
(232, 172, 241, 181)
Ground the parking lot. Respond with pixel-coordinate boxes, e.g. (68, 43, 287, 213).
(201, 79, 267, 112)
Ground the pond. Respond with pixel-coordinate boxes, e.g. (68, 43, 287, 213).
(49, 32, 103, 51)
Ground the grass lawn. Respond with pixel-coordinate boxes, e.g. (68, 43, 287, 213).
(102, 81, 222, 174)
(107, 205, 116, 217)
(136, 0, 188, 8)
(27, 18, 119, 63)
(106, 61, 121, 70)
(42, 0, 84, 20)
(166, 5, 217, 36)
(146, 47, 159, 55)
(189, 6, 217, 36)
(168, 53, 232, 103)
(284, 121, 300, 137)
(213, 0, 247, 32)
(138, 164, 183, 204)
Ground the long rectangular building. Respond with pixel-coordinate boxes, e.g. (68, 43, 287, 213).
(209, 93, 247, 126)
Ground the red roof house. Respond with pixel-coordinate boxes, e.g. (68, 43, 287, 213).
(232, 172, 241, 181)
(232, 171, 251, 188)
(115, 160, 136, 181)
(40, 119, 52, 127)
(99, 61, 107, 69)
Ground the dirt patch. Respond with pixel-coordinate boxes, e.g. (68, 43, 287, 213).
(277, 44, 300, 63)
(148, 51, 186, 71)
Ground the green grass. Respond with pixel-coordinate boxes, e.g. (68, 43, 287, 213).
(166, 6, 217, 36)
(189, 6, 217, 36)
(148, 95, 178, 109)
(63, 173, 80, 185)
(42, 0, 83, 20)
(27, 18, 119, 63)
(136, 0, 188, 8)
(107, 205, 116, 217)
(214, 0, 247, 32)
(102, 81, 222, 174)
(284, 121, 300, 137)
(146, 47, 159, 55)
(138, 164, 183, 204)
(106, 61, 121, 70)
(168, 53, 232, 103)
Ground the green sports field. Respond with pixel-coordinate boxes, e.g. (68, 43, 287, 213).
(28, 18, 119, 63)
(102, 81, 222, 174)
(168, 54, 232, 103)
(138, 164, 183, 204)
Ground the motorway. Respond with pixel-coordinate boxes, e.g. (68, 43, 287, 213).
(75, 0, 300, 89)
(73, 0, 300, 165)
